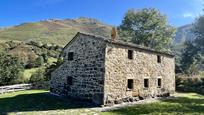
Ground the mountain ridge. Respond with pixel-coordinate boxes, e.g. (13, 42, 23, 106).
(174, 24, 195, 45)
(0, 17, 113, 46)
(0, 17, 194, 46)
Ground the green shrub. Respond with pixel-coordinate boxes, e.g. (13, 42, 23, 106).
(35, 56, 44, 67)
(45, 58, 63, 80)
(176, 75, 204, 94)
(0, 53, 24, 86)
(29, 69, 45, 83)
(27, 41, 43, 48)
(42, 53, 48, 63)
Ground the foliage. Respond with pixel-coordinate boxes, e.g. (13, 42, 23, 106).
(25, 55, 37, 69)
(179, 41, 201, 75)
(45, 57, 63, 80)
(5, 41, 21, 50)
(42, 53, 48, 63)
(179, 15, 204, 75)
(176, 75, 204, 94)
(0, 53, 24, 86)
(23, 68, 39, 83)
(118, 8, 176, 51)
(29, 69, 45, 83)
(34, 56, 44, 67)
(27, 41, 42, 47)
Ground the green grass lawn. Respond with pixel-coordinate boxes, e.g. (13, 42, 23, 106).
(22, 58, 57, 82)
(0, 90, 98, 115)
(103, 93, 204, 115)
(0, 90, 204, 115)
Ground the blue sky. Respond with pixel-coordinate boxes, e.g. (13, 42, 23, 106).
(0, 0, 203, 27)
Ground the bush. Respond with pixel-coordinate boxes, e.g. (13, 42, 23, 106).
(45, 58, 63, 80)
(29, 69, 45, 83)
(176, 75, 204, 94)
(0, 53, 24, 86)
(26, 56, 44, 68)
(42, 53, 48, 63)
(27, 41, 42, 48)
(35, 56, 44, 67)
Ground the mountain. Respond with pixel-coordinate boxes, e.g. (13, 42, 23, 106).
(0, 17, 197, 51)
(0, 17, 113, 46)
(174, 24, 195, 45)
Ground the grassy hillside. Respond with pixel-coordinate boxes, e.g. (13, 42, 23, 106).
(0, 17, 112, 46)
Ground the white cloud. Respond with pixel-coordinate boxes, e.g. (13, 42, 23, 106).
(181, 0, 203, 19)
(183, 13, 195, 18)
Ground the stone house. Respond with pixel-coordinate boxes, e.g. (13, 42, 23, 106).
(50, 32, 175, 106)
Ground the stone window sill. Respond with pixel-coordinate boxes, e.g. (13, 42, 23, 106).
(126, 89, 133, 91)
(143, 87, 149, 90)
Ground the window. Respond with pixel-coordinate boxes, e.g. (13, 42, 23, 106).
(127, 79, 133, 89)
(158, 78, 161, 88)
(157, 55, 161, 63)
(144, 79, 149, 88)
(67, 76, 73, 85)
(68, 52, 74, 61)
(128, 50, 133, 59)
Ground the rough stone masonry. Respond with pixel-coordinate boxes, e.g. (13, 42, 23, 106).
(50, 32, 175, 106)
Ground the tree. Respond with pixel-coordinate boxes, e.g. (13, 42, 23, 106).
(0, 53, 24, 86)
(35, 56, 44, 67)
(42, 53, 48, 63)
(180, 41, 201, 75)
(179, 15, 204, 75)
(118, 8, 176, 51)
(29, 69, 45, 83)
(45, 57, 63, 80)
(25, 55, 37, 68)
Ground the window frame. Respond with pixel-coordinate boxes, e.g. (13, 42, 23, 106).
(157, 55, 161, 63)
(144, 79, 149, 88)
(68, 52, 74, 61)
(127, 79, 134, 90)
(128, 50, 134, 59)
(157, 78, 162, 88)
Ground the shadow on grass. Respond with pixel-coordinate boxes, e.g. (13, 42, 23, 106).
(104, 96, 204, 115)
(0, 92, 97, 115)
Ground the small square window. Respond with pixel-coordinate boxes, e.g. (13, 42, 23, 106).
(128, 50, 133, 59)
(158, 78, 161, 88)
(144, 79, 149, 88)
(127, 79, 133, 89)
(157, 55, 161, 63)
(68, 52, 74, 61)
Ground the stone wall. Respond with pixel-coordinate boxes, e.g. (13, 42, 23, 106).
(104, 43, 175, 105)
(50, 33, 175, 106)
(50, 34, 106, 105)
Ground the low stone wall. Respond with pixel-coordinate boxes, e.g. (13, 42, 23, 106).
(105, 92, 170, 106)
